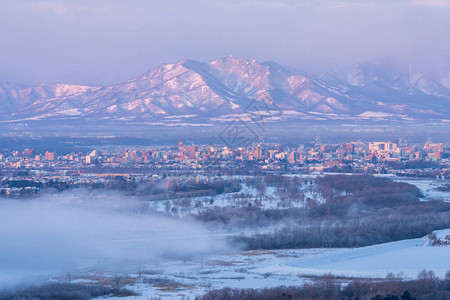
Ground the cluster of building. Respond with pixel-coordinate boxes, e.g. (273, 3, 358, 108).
(1, 139, 448, 197)
(1, 139, 449, 171)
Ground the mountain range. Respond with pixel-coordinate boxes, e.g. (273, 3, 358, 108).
(1, 56, 450, 126)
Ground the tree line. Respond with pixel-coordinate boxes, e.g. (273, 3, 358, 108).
(197, 270, 450, 300)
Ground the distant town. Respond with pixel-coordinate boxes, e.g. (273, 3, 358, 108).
(1, 138, 449, 198)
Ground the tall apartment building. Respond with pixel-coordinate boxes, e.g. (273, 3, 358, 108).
(45, 151, 55, 161)
(369, 142, 397, 152)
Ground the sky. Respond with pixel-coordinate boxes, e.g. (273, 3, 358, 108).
(0, 0, 450, 86)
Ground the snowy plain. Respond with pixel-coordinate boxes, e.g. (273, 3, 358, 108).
(99, 230, 450, 299)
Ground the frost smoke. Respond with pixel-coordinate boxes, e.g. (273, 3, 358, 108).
(0, 194, 227, 288)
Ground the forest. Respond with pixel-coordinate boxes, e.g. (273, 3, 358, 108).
(192, 175, 450, 249)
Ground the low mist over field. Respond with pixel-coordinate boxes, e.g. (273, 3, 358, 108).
(0, 195, 228, 288)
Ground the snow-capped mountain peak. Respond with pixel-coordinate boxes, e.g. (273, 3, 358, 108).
(1, 57, 450, 123)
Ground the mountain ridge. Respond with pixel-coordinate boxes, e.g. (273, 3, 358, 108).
(1, 56, 450, 124)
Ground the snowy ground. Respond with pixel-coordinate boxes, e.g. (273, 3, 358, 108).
(272, 229, 450, 279)
(148, 181, 317, 217)
(86, 248, 339, 299)
(148, 174, 449, 218)
(392, 177, 450, 201)
(70, 230, 450, 299)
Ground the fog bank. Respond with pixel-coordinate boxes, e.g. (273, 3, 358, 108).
(0, 197, 227, 288)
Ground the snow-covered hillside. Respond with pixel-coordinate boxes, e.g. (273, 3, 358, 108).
(267, 229, 450, 278)
(2, 57, 450, 124)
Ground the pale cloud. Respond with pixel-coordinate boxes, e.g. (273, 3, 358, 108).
(18, 0, 113, 17)
(411, 0, 450, 7)
(0, 0, 449, 85)
(236, 0, 292, 8)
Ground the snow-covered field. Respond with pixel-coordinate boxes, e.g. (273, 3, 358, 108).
(392, 177, 450, 201)
(79, 230, 449, 299)
(272, 229, 450, 279)
(86, 248, 338, 299)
